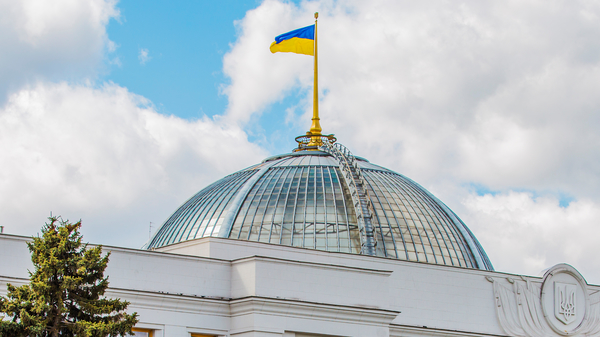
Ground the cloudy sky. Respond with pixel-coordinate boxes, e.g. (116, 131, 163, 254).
(2, 0, 600, 284)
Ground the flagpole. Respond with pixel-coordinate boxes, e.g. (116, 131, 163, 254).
(308, 12, 322, 146)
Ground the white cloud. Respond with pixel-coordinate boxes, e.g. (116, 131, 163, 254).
(462, 192, 600, 284)
(0, 0, 119, 101)
(0, 82, 266, 248)
(0, 0, 269, 248)
(139, 48, 151, 65)
(222, 0, 316, 125)
(0, 0, 271, 251)
(224, 0, 600, 195)
(224, 0, 600, 282)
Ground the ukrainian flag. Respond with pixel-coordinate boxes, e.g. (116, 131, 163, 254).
(270, 25, 315, 56)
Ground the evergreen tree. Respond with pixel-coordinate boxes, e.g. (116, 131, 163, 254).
(0, 217, 138, 337)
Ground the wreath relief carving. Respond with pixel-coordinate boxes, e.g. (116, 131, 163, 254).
(486, 264, 600, 337)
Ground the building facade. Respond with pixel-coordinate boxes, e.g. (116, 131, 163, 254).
(1, 145, 599, 337)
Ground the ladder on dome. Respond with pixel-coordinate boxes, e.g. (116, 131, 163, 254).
(319, 141, 378, 256)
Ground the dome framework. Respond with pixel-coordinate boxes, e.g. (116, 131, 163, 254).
(147, 142, 493, 271)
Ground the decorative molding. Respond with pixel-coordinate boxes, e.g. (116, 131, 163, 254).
(231, 255, 393, 276)
(230, 296, 399, 326)
(106, 287, 230, 317)
(487, 264, 600, 337)
(389, 323, 507, 337)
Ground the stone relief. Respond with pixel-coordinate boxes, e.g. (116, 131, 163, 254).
(555, 282, 577, 325)
(486, 264, 600, 337)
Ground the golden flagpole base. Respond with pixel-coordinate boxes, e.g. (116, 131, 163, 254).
(294, 132, 336, 152)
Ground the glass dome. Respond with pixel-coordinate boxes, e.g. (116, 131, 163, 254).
(147, 149, 493, 271)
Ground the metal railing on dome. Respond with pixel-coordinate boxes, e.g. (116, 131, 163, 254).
(294, 134, 336, 152)
(319, 141, 378, 256)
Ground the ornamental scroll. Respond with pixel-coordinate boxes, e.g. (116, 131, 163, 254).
(486, 264, 600, 337)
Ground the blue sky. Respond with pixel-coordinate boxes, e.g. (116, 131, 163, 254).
(105, 0, 304, 153)
(105, 1, 258, 120)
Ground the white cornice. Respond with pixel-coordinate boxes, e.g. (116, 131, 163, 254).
(231, 255, 393, 276)
(230, 296, 399, 326)
(389, 324, 508, 337)
(107, 287, 230, 316)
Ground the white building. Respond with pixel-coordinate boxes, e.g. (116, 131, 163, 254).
(2, 140, 599, 337)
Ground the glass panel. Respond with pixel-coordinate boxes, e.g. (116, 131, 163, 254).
(148, 170, 256, 248)
(152, 155, 485, 269)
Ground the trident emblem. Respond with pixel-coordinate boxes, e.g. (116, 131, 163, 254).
(555, 282, 577, 324)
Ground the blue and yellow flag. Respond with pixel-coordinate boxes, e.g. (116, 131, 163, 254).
(270, 25, 315, 56)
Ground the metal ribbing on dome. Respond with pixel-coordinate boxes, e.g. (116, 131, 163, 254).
(146, 150, 493, 271)
(146, 168, 258, 248)
(363, 170, 476, 268)
(228, 165, 360, 253)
